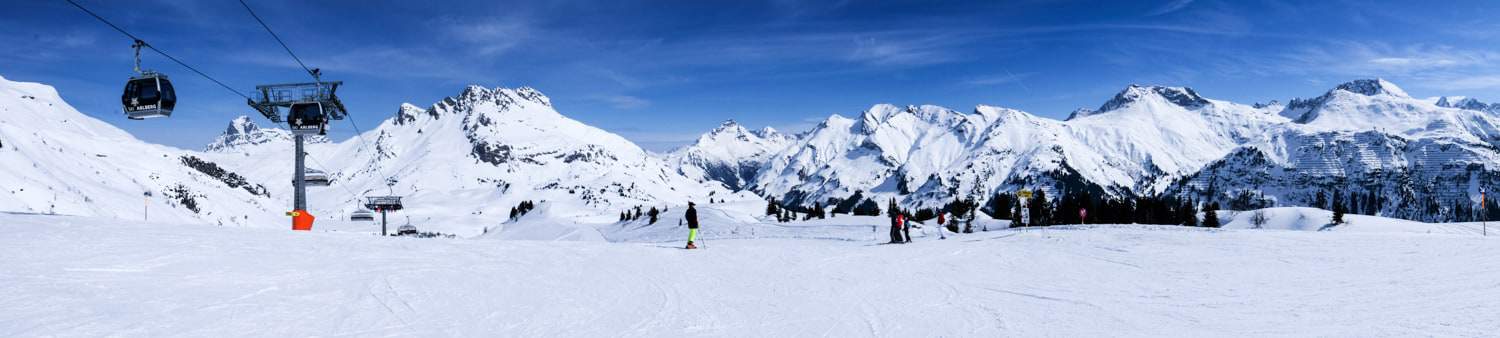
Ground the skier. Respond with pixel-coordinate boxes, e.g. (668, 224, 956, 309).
(902, 213, 913, 243)
(685, 202, 700, 249)
(889, 212, 905, 244)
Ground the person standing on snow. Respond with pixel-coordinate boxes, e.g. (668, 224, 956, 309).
(890, 212, 905, 244)
(902, 213, 913, 243)
(685, 202, 700, 249)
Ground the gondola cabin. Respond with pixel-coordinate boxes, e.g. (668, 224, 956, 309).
(287, 102, 327, 135)
(122, 73, 176, 120)
(397, 224, 418, 236)
(350, 209, 375, 221)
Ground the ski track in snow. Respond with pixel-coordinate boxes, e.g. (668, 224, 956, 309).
(1, 213, 1498, 336)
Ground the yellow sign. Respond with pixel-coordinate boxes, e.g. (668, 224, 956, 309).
(1018, 190, 1033, 199)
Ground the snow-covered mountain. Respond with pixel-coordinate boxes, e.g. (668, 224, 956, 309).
(733, 84, 1283, 211)
(10, 72, 1500, 228)
(195, 84, 738, 235)
(673, 78, 1500, 222)
(667, 120, 794, 190)
(204, 116, 327, 152)
(0, 75, 281, 226)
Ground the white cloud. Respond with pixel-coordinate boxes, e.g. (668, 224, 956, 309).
(847, 34, 964, 66)
(445, 19, 531, 56)
(963, 72, 1033, 86)
(1146, 0, 1196, 16)
(602, 95, 650, 109)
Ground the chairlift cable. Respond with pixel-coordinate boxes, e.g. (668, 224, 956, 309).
(340, 113, 395, 195)
(62, 0, 253, 101)
(304, 152, 367, 204)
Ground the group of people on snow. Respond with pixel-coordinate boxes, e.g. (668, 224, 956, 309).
(678, 200, 976, 249)
(888, 210, 964, 244)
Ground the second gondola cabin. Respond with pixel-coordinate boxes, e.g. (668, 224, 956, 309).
(122, 72, 176, 120)
(287, 101, 327, 135)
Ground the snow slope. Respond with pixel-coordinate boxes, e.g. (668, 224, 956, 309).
(2, 212, 1495, 336)
(0, 75, 282, 226)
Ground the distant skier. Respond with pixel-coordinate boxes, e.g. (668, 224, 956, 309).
(889, 212, 904, 244)
(685, 202, 700, 249)
(902, 213, 913, 243)
(882, 213, 906, 243)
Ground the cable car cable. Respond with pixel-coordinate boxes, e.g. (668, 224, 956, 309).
(235, 0, 397, 195)
(62, 0, 253, 101)
(236, 0, 318, 82)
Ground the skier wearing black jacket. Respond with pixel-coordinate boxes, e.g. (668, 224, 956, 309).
(685, 202, 700, 249)
(889, 213, 905, 244)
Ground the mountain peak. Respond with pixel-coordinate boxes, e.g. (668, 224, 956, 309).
(1098, 84, 1209, 112)
(1436, 96, 1489, 110)
(709, 119, 748, 135)
(1064, 107, 1096, 120)
(753, 126, 783, 139)
(1330, 79, 1408, 98)
(205, 116, 326, 152)
(225, 116, 260, 136)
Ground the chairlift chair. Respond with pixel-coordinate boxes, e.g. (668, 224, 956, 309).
(365, 195, 404, 211)
(303, 168, 331, 186)
(350, 209, 375, 221)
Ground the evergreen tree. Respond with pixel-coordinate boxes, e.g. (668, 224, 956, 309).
(766, 198, 780, 216)
(985, 193, 1014, 219)
(1029, 190, 1049, 226)
(1182, 199, 1199, 227)
(853, 199, 881, 216)
(510, 207, 520, 220)
(1203, 202, 1221, 228)
(648, 207, 660, 224)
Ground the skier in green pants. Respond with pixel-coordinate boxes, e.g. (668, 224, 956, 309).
(685, 202, 700, 249)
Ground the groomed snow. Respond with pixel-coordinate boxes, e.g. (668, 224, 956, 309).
(2, 212, 1495, 336)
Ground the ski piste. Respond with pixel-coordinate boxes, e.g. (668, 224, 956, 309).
(10, 1, 1500, 336)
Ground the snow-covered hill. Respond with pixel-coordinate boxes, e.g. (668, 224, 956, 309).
(0, 75, 280, 226)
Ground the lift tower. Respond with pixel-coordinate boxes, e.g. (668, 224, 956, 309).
(247, 73, 346, 231)
(364, 196, 405, 236)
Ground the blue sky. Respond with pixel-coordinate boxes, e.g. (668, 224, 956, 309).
(7, 0, 1500, 151)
